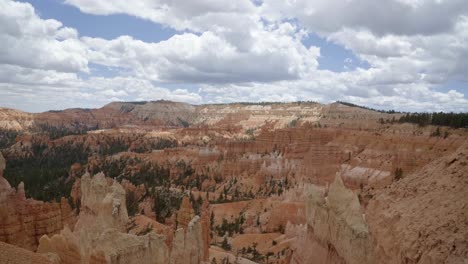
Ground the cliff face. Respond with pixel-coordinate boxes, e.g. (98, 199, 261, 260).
(0, 153, 75, 251)
(37, 173, 208, 264)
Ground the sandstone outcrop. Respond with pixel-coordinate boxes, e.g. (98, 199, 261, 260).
(37, 172, 208, 264)
(74, 172, 128, 232)
(176, 196, 195, 229)
(0, 153, 75, 251)
(171, 196, 211, 263)
(200, 199, 211, 261)
(292, 174, 374, 264)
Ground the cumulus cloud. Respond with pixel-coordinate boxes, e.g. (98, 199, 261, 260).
(0, 0, 88, 73)
(0, 1, 206, 112)
(200, 72, 468, 112)
(82, 28, 319, 83)
(257, 0, 468, 111)
(64, 0, 256, 31)
(0, 76, 203, 112)
(0, 0, 467, 113)
(260, 0, 468, 36)
(328, 17, 468, 80)
(69, 0, 321, 84)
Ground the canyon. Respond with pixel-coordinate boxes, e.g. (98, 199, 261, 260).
(0, 101, 466, 264)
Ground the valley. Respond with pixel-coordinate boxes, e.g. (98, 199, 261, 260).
(0, 101, 467, 264)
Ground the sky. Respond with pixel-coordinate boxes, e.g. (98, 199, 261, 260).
(0, 0, 467, 113)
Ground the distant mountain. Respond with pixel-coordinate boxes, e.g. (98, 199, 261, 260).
(0, 100, 404, 134)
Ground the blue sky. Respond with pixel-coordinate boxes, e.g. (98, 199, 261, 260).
(302, 33, 370, 72)
(21, 0, 176, 42)
(1, 0, 467, 112)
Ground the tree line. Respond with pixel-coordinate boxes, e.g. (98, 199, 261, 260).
(398, 112, 468, 128)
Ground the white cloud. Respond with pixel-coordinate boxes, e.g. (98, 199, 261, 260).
(0, 0, 467, 113)
(327, 16, 468, 83)
(260, 0, 468, 36)
(81, 76, 203, 104)
(82, 27, 319, 83)
(64, 0, 256, 31)
(200, 71, 468, 112)
(0, 0, 88, 73)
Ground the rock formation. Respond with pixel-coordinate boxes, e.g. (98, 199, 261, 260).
(176, 196, 195, 229)
(1, 101, 467, 264)
(0, 107, 33, 131)
(171, 196, 211, 263)
(0, 241, 59, 264)
(292, 142, 468, 264)
(74, 172, 128, 232)
(0, 153, 75, 251)
(37, 172, 208, 264)
(200, 199, 211, 261)
(291, 174, 374, 264)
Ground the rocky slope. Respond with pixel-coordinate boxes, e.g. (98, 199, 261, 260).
(0, 107, 33, 131)
(366, 142, 468, 263)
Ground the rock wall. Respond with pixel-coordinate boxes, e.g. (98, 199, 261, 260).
(37, 172, 208, 264)
(0, 153, 75, 251)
